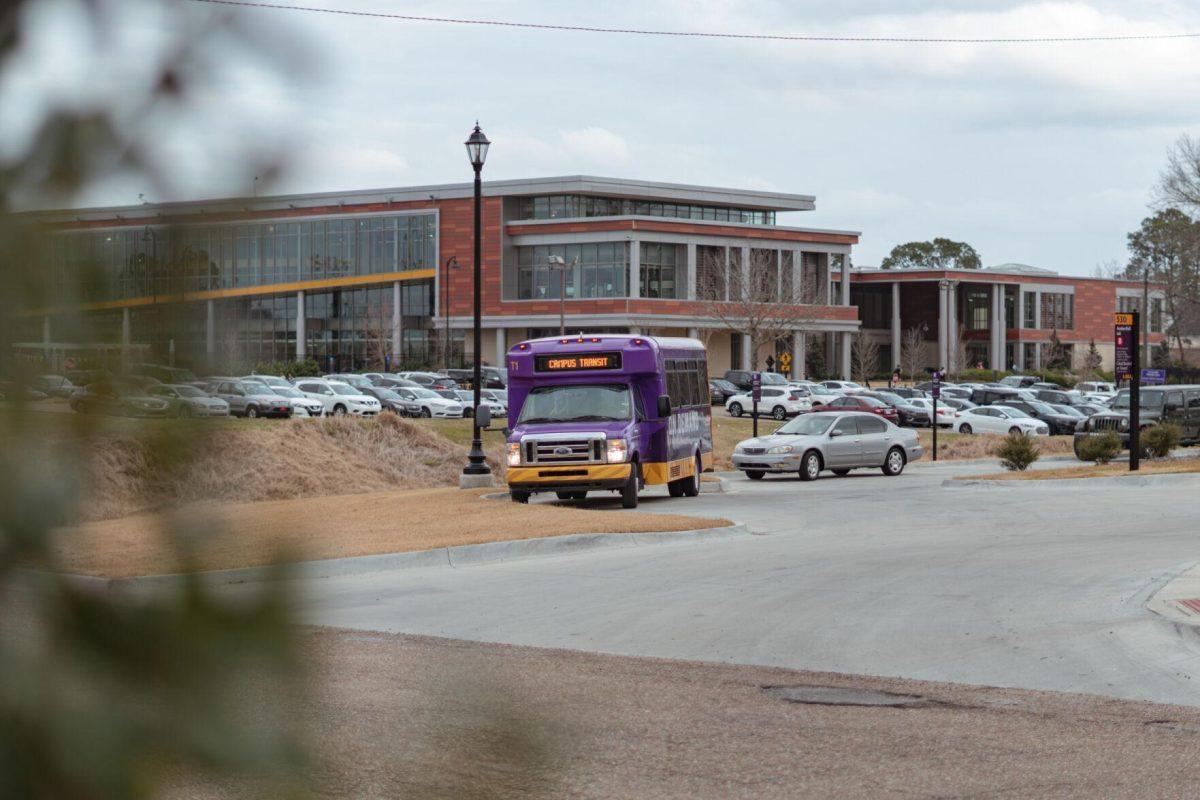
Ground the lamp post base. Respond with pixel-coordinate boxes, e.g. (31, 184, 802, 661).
(459, 472, 495, 489)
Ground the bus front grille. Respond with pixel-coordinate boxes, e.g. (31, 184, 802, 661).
(527, 437, 604, 465)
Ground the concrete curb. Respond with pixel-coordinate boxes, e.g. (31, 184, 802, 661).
(54, 522, 752, 592)
(944, 472, 1200, 489)
(1146, 561, 1200, 627)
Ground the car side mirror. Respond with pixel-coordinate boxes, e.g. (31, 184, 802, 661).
(475, 405, 492, 429)
(656, 394, 671, 418)
(829, 429, 843, 438)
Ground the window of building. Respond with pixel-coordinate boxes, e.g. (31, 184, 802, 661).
(516, 194, 775, 225)
(1041, 292, 1073, 329)
(696, 245, 726, 301)
(639, 242, 680, 298)
(515, 242, 629, 300)
(730, 332, 744, 370)
(852, 286, 890, 329)
(1151, 297, 1164, 333)
(1023, 291, 1036, 329)
(965, 288, 990, 330)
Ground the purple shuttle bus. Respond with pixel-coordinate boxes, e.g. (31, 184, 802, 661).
(504, 334, 714, 507)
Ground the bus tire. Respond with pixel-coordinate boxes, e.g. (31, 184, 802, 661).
(620, 463, 639, 509)
(510, 491, 530, 504)
(683, 453, 702, 497)
(667, 479, 685, 498)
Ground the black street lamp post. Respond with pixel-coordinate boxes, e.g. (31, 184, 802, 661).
(462, 123, 492, 482)
(442, 255, 459, 369)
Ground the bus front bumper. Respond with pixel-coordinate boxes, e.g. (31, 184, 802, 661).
(507, 463, 632, 493)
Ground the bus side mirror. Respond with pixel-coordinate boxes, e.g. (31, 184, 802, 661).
(656, 394, 671, 418)
(475, 405, 492, 429)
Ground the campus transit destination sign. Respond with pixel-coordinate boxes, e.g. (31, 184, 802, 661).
(1114, 312, 1135, 382)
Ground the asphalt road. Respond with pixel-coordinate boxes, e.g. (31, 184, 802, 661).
(294, 457, 1200, 707)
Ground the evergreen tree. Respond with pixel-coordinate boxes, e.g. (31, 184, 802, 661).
(1045, 329, 1071, 371)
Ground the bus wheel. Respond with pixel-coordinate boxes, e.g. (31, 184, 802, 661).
(683, 454, 702, 497)
(510, 491, 530, 504)
(620, 463, 639, 509)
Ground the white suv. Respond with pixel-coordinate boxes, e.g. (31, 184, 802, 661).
(725, 387, 812, 420)
(293, 378, 380, 417)
(392, 387, 465, 418)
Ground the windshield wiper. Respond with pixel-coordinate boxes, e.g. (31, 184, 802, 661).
(562, 415, 625, 422)
(519, 416, 559, 424)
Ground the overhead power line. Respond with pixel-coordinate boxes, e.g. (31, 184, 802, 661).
(186, 0, 1200, 44)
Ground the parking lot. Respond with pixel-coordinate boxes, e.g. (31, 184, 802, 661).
(279, 458, 1200, 707)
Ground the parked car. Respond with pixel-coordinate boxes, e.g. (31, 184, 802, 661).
(822, 394, 900, 424)
(861, 391, 928, 427)
(265, 385, 326, 417)
(69, 379, 170, 417)
(1034, 389, 1077, 407)
(31, 374, 77, 398)
(145, 383, 231, 417)
(453, 389, 506, 418)
(820, 380, 865, 394)
(445, 366, 507, 388)
(731, 411, 922, 481)
(723, 370, 789, 392)
(293, 378, 381, 417)
(905, 397, 956, 427)
(481, 388, 508, 407)
(0, 382, 49, 402)
(1073, 385, 1200, 456)
(65, 369, 111, 387)
(805, 385, 842, 407)
(952, 405, 1050, 436)
(1030, 382, 1062, 391)
(936, 396, 977, 413)
(323, 373, 377, 392)
(359, 385, 412, 415)
(999, 375, 1040, 388)
(391, 386, 465, 418)
(400, 371, 459, 390)
(1073, 381, 1116, 398)
(361, 372, 407, 385)
(242, 374, 296, 391)
(993, 399, 1079, 435)
(208, 379, 292, 418)
(939, 386, 975, 401)
(969, 386, 1023, 406)
(885, 387, 928, 400)
(709, 378, 739, 405)
(725, 387, 812, 420)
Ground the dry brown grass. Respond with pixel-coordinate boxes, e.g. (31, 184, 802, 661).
(970, 458, 1200, 481)
(52, 487, 730, 579)
(76, 415, 500, 521)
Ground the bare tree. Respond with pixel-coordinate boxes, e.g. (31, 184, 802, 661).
(900, 324, 929, 381)
(696, 248, 821, 372)
(1157, 134, 1200, 211)
(363, 299, 394, 370)
(951, 323, 970, 380)
(851, 333, 880, 385)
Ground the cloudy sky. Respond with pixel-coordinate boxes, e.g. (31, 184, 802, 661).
(5, 0, 1200, 274)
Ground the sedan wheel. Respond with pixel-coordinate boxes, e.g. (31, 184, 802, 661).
(799, 451, 821, 481)
(728, 402, 743, 417)
(1009, 426, 1022, 435)
(882, 447, 906, 477)
(420, 407, 431, 418)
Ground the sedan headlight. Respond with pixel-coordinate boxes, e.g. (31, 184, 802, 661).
(767, 444, 794, 454)
(606, 438, 628, 463)
(506, 442, 521, 466)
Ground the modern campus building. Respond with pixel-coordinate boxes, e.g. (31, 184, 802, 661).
(9, 175, 1163, 379)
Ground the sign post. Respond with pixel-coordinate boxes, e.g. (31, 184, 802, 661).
(1115, 312, 1140, 471)
(930, 369, 942, 462)
(751, 372, 761, 438)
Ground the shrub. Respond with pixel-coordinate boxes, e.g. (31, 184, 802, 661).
(1143, 423, 1182, 458)
(1077, 431, 1121, 464)
(994, 431, 1040, 471)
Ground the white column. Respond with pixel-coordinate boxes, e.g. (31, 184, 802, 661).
(792, 331, 806, 380)
(687, 327, 700, 340)
(937, 282, 949, 371)
(685, 243, 697, 300)
(628, 239, 640, 299)
(1016, 287, 1026, 332)
(791, 248, 802, 301)
(1033, 342, 1043, 371)
(890, 282, 901, 374)
(295, 290, 306, 360)
(841, 254, 851, 306)
(494, 327, 507, 366)
(840, 331, 852, 380)
(825, 332, 836, 375)
(946, 282, 958, 374)
(741, 332, 753, 371)
(391, 281, 402, 366)
(41, 315, 51, 354)
(1033, 292, 1042, 332)
(205, 299, 216, 361)
(990, 283, 1004, 370)
(739, 246, 751, 300)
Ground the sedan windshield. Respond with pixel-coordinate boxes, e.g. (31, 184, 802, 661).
(411, 388, 440, 399)
(1110, 390, 1165, 410)
(775, 414, 835, 436)
(518, 384, 632, 424)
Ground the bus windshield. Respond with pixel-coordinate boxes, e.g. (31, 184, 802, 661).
(517, 383, 632, 424)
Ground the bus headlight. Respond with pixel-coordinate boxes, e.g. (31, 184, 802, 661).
(506, 442, 522, 466)
(606, 438, 628, 463)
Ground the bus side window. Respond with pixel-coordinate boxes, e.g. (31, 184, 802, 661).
(633, 388, 647, 421)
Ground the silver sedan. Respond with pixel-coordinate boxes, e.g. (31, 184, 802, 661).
(731, 411, 923, 481)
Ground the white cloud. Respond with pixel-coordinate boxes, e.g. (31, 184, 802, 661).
(560, 127, 633, 167)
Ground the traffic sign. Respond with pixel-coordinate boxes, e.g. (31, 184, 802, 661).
(751, 372, 761, 403)
(1114, 313, 1135, 382)
(1141, 368, 1166, 385)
